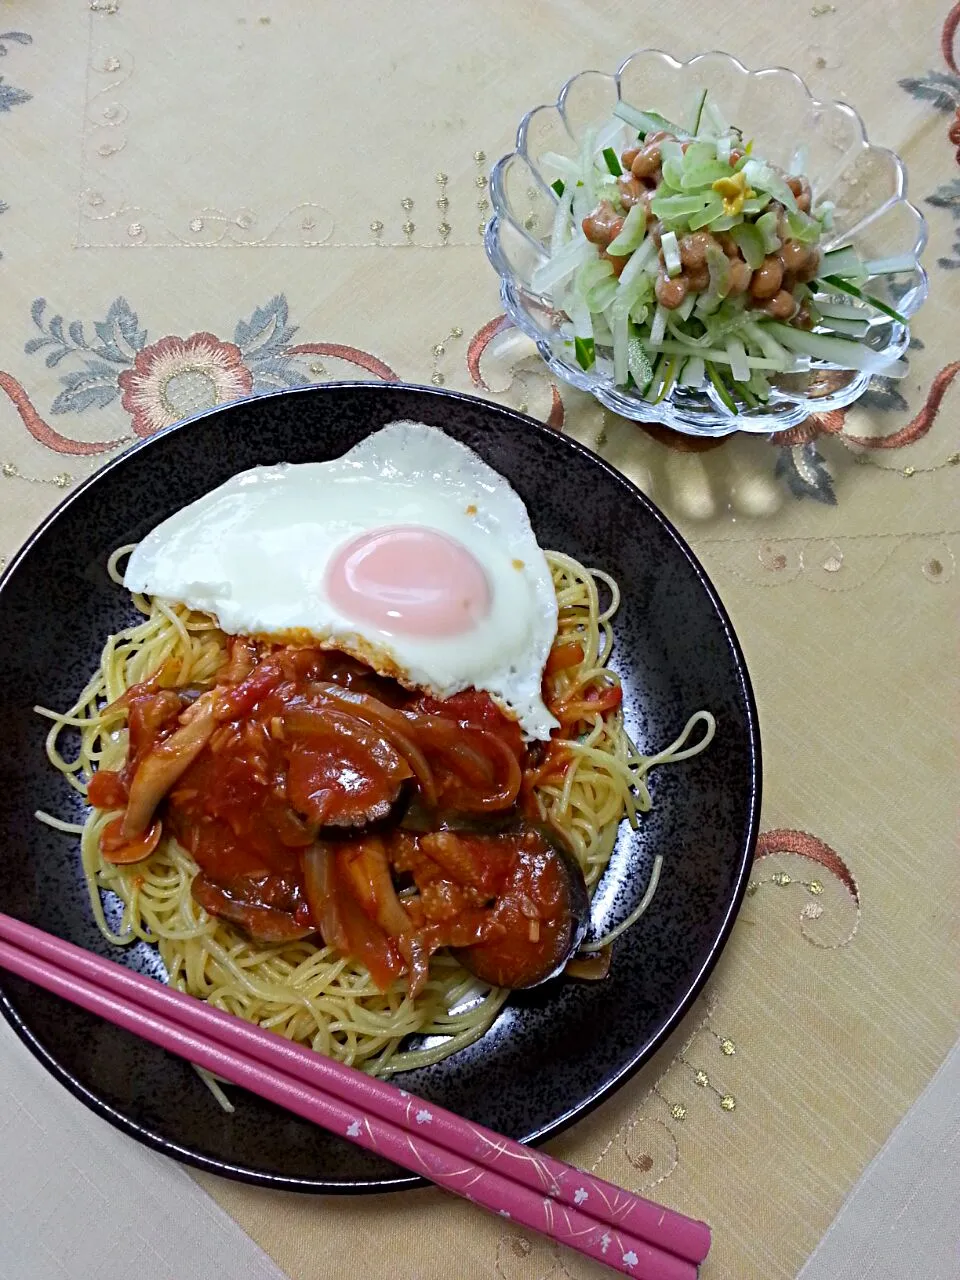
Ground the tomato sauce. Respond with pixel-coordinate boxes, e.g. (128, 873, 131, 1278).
(90, 642, 588, 992)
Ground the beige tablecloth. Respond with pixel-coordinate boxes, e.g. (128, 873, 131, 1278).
(0, 4, 957, 1277)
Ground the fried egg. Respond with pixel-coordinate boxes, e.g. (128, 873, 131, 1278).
(124, 421, 560, 740)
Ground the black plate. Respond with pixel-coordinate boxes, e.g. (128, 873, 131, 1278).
(0, 383, 760, 1192)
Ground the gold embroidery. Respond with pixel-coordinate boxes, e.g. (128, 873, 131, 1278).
(719, 532, 960, 591)
(749, 844, 861, 949)
(429, 327, 464, 387)
(1, 463, 73, 488)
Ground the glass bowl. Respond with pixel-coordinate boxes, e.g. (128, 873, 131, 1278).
(485, 50, 928, 438)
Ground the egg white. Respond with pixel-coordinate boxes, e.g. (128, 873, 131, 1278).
(124, 421, 560, 740)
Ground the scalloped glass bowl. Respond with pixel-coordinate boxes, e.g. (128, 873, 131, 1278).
(485, 50, 928, 437)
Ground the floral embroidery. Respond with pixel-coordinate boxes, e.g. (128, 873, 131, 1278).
(775, 442, 836, 505)
(0, 31, 32, 113)
(414, 1108, 433, 1125)
(900, 6, 960, 267)
(11, 294, 397, 452)
(0, 32, 33, 262)
(345, 1119, 362, 1138)
(572, 1187, 588, 1205)
(117, 333, 253, 437)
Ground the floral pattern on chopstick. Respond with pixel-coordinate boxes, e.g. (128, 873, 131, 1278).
(495, 827, 860, 1280)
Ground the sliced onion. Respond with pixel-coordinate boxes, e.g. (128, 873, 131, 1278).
(305, 683, 437, 805)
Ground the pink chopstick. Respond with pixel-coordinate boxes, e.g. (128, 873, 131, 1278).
(0, 913, 709, 1278)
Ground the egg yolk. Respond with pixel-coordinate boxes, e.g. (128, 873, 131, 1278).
(325, 525, 491, 638)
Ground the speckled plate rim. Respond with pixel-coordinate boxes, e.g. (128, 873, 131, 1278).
(0, 382, 761, 1193)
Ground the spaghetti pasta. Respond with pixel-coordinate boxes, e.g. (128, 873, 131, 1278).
(36, 548, 714, 1077)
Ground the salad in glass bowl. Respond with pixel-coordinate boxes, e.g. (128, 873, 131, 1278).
(485, 51, 928, 437)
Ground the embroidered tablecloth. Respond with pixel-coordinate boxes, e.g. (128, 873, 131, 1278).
(0, 4, 956, 1278)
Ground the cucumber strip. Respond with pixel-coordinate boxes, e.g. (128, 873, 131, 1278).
(577, 127, 598, 205)
(659, 139, 685, 168)
(531, 236, 593, 293)
(627, 336, 653, 388)
(617, 235, 658, 287)
(731, 223, 765, 270)
(818, 275, 910, 325)
(570, 293, 593, 339)
(676, 291, 698, 321)
(649, 302, 669, 346)
(726, 337, 750, 383)
(818, 315, 870, 337)
(862, 254, 918, 276)
(741, 159, 798, 212)
(611, 298, 630, 385)
(688, 196, 724, 229)
(820, 245, 863, 278)
(704, 101, 728, 136)
(741, 319, 788, 363)
(705, 361, 738, 412)
(577, 257, 616, 290)
(596, 116, 629, 153)
(550, 179, 565, 198)
(814, 297, 863, 319)
(756, 210, 782, 253)
(682, 140, 719, 169)
(661, 155, 686, 190)
(574, 335, 595, 369)
(681, 160, 733, 190)
(640, 353, 663, 399)
(734, 377, 759, 408)
(606, 203, 648, 255)
(541, 152, 582, 182)
(550, 179, 575, 250)
(586, 277, 620, 311)
(747, 369, 772, 402)
(602, 146, 622, 177)
(614, 101, 686, 138)
(668, 315, 712, 346)
(706, 212, 739, 232)
(650, 191, 712, 218)
(741, 194, 772, 215)
(643, 339, 796, 370)
(653, 355, 679, 403)
(662, 230, 682, 277)
(766, 321, 908, 374)
(680, 354, 706, 387)
(786, 210, 821, 244)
